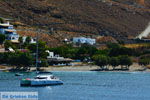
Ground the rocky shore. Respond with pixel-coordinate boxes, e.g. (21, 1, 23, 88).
(45, 63, 150, 72)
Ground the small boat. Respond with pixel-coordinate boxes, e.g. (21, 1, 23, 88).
(20, 75, 63, 86)
(36, 71, 52, 74)
(15, 73, 23, 76)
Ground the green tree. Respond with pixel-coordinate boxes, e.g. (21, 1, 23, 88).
(0, 53, 4, 64)
(109, 46, 134, 57)
(18, 36, 23, 44)
(4, 40, 14, 50)
(95, 49, 109, 56)
(25, 36, 31, 44)
(49, 44, 79, 59)
(18, 52, 33, 67)
(0, 18, 4, 23)
(28, 43, 36, 52)
(76, 44, 97, 61)
(0, 34, 5, 44)
(139, 58, 150, 66)
(49, 44, 98, 60)
(118, 55, 132, 70)
(107, 43, 120, 49)
(0, 52, 33, 70)
(110, 57, 119, 70)
(92, 55, 110, 70)
(1, 52, 15, 64)
(9, 52, 34, 70)
(18, 36, 23, 49)
(9, 52, 20, 66)
(28, 40, 48, 59)
(38, 59, 49, 67)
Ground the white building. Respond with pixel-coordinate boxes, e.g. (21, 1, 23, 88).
(0, 22, 19, 41)
(22, 36, 36, 44)
(46, 50, 64, 60)
(73, 37, 96, 45)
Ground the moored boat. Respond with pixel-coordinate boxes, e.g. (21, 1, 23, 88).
(20, 75, 63, 86)
(15, 73, 23, 76)
(36, 71, 52, 74)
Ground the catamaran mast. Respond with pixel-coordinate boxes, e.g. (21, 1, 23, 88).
(35, 29, 39, 72)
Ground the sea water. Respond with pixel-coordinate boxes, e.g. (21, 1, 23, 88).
(0, 71, 150, 100)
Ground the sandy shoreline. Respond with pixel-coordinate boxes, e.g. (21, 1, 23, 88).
(45, 63, 150, 72)
(0, 63, 150, 72)
(42, 65, 100, 71)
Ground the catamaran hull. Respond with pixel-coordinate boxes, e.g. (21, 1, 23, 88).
(21, 80, 63, 86)
(31, 80, 63, 86)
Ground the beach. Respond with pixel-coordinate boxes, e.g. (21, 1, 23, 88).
(42, 65, 100, 71)
(0, 63, 150, 72)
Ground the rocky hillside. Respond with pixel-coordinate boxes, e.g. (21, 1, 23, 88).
(0, 0, 150, 46)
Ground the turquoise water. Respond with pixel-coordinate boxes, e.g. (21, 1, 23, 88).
(0, 71, 150, 100)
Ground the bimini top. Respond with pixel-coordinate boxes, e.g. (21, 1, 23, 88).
(35, 75, 54, 79)
(5, 29, 16, 32)
(0, 23, 13, 27)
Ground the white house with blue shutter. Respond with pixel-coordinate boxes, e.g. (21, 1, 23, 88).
(0, 22, 19, 41)
(73, 37, 96, 45)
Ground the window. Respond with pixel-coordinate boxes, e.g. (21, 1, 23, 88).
(12, 37, 15, 40)
(35, 77, 47, 79)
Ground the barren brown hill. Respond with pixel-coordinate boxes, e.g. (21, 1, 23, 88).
(0, 0, 150, 45)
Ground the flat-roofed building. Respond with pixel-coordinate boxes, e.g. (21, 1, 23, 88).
(0, 22, 19, 42)
(73, 37, 96, 45)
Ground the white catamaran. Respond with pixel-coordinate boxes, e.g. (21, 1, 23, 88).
(20, 75, 63, 86)
(20, 29, 63, 86)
